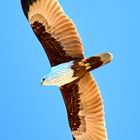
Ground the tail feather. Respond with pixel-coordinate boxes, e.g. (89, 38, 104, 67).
(72, 52, 112, 78)
(82, 52, 113, 72)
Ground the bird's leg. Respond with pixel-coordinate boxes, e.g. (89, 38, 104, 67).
(84, 63, 91, 70)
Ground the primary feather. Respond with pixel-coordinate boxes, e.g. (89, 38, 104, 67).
(21, 0, 84, 66)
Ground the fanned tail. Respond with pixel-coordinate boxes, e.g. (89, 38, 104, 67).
(83, 52, 113, 72)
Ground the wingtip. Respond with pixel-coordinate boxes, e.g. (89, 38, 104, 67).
(21, 0, 29, 18)
(20, 0, 37, 19)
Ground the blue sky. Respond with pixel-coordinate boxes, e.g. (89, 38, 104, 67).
(0, 0, 140, 140)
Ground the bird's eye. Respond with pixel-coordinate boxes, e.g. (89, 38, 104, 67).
(42, 78, 45, 81)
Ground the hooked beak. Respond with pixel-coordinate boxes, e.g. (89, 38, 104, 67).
(40, 78, 46, 86)
(40, 81, 44, 86)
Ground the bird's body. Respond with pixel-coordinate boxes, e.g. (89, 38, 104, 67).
(21, 0, 112, 139)
(41, 53, 112, 87)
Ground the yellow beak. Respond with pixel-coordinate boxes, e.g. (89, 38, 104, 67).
(40, 81, 44, 85)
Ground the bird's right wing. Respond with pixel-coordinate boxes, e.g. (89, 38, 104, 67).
(21, 0, 84, 66)
(60, 73, 108, 140)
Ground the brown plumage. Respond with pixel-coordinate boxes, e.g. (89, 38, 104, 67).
(21, 0, 112, 139)
(21, 0, 84, 66)
(60, 73, 107, 140)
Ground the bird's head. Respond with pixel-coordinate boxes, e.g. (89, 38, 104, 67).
(40, 73, 62, 86)
(40, 77, 47, 86)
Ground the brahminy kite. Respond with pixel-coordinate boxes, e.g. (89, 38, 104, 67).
(21, 0, 112, 139)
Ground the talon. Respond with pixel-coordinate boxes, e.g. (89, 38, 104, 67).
(84, 63, 91, 70)
(84, 63, 90, 67)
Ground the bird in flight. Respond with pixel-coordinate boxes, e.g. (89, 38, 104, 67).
(21, 0, 112, 139)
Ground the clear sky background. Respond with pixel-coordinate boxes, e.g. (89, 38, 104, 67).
(0, 0, 140, 140)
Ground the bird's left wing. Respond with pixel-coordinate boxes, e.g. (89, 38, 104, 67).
(21, 0, 84, 66)
(60, 73, 108, 140)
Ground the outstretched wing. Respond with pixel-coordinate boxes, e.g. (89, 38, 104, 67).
(60, 73, 108, 140)
(21, 0, 84, 66)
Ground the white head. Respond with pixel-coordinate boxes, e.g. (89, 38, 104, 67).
(40, 61, 77, 87)
(40, 73, 63, 86)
